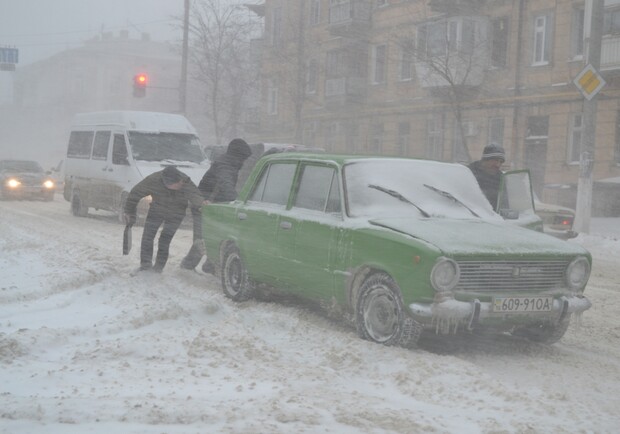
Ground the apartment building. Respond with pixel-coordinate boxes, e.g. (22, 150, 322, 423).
(253, 0, 620, 215)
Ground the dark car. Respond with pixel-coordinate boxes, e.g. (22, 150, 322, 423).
(0, 159, 56, 201)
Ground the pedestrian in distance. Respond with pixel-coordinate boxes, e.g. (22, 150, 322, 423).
(124, 166, 205, 273)
(468, 143, 506, 211)
(181, 138, 253, 273)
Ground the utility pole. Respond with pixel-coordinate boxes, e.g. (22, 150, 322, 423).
(574, 0, 604, 234)
(180, 0, 190, 114)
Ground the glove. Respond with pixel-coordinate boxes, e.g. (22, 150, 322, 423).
(124, 213, 136, 226)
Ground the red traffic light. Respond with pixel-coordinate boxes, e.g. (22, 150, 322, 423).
(134, 73, 148, 87)
(133, 73, 148, 97)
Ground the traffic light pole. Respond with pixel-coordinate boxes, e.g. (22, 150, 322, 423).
(574, 0, 603, 234)
(180, 0, 190, 114)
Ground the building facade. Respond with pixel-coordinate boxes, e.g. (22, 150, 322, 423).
(252, 0, 620, 215)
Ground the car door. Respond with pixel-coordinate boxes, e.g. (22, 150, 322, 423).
(499, 170, 544, 232)
(238, 161, 298, 286)
(276, 163, 342, 300)
(90, 130, 113, 209)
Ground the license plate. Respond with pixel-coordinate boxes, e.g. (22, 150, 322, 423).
(493, 296, 553, 313)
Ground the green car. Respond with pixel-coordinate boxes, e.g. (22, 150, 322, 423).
(202, 154, 591, 347)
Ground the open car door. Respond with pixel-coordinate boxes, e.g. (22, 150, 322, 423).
(497, 170, 544, 232)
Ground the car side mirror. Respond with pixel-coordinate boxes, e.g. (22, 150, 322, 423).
(499, 208, 519, 220)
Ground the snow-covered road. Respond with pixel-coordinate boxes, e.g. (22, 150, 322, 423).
(1, 197, 619, 434)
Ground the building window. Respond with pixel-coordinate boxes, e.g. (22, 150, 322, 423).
(371, 123, 384, 153)
(490, 17, 509, 68)
(488, 117, 505, 147)
(271, 7, 282, 46)
(417, 18, 476, 60)
(399, 45, 413, 81)
(306, 59, 317, 94)
(533, 13, 553, 66)
(567, 113, 583, 164)
(604, 6, 620, 35)
(372, 44, 387, 84)
(267, 79, 278, 115)
(571, 6, 585, 59)
(398, 122, 410, 156)
(309, 0, 321, 26)
(452, 120, 469, 163)
(426, 117, 443, 160)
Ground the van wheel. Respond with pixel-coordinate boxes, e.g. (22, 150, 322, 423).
(71, 192, 88, 217)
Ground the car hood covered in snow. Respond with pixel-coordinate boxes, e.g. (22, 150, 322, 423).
(368, 217, 588, 256)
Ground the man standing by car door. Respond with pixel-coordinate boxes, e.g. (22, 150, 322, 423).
(181, 138, 252, 273)
(124, 166, 205, 273)
(468, 143, 506, 210)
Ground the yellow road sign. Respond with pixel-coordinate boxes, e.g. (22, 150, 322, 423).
(574, 64, 605, 100)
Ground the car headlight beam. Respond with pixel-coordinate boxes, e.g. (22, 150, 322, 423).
(43, 180, 55, 189)
(431, 257, 460, 292)
(565, 256, 590, 291)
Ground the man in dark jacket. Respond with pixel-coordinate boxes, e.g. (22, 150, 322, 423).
(181, 138, 252, 272)
(468, 143, 506, 210)
(124, 166, 205, 272)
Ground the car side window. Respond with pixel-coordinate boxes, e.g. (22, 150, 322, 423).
(92, 131, 111, 160)
(294, 165, 340, 213)
(112, 134, 129, 165)
(249, 162, 296, 206)
(67, 131, 94, 159)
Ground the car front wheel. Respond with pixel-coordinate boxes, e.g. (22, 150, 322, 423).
(356, 272, 421, 348)
(221, 245, 254, 302)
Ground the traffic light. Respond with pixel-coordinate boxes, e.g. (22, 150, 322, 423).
(133, 73, 148, 97)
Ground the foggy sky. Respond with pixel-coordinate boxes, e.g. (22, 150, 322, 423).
(0, 0, 183, 65)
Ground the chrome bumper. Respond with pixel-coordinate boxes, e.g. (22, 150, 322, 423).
(409, 295, 591, 333)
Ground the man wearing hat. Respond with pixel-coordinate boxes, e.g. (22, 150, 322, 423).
(468, 143, 506, 210)
(181, 138, 253, 273)
(124, 166, 205, 272)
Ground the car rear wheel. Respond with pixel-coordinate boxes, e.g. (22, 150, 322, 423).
(356, 273, 422, 348)
(221, 245, 254, 302)
(511, 317, 571, 344)
(71, 191, 88, 217)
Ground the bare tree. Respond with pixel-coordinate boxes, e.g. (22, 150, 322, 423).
(397, 14, 490, 162)
(188, 0, 257, 144)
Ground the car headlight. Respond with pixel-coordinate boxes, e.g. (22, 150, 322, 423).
(431, 257, 460, 292)
(43, 180, 55, 189)
(6, 178, 21, 188)
(565, 256, 590, 290)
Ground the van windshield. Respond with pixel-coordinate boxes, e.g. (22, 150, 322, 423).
(127, 132, 205, 163)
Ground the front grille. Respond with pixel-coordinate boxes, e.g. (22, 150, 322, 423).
(455, 260, 568, 291)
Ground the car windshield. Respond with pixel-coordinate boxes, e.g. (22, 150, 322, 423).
(344, 159, 500, 220)
(1, 160, 44, 173)
(127, 132, 205, 163)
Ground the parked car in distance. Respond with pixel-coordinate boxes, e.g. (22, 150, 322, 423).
(534, 194, 577, 239)
(201, 153, 592, 348)
(0, 159, 56, 201)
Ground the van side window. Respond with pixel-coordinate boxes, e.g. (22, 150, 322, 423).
(112, 134, 129, 165)
(67, 131, 94, 159)
(92, 131, 111, 160)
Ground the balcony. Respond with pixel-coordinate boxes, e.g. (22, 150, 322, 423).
(328, 0, 371, 36)
(601, 34, 620, 71)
